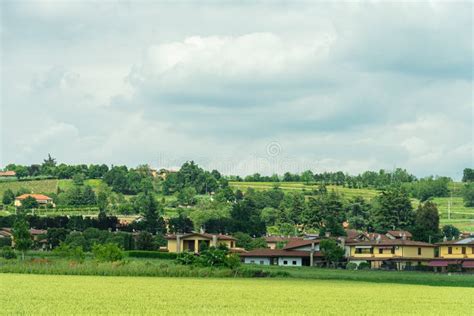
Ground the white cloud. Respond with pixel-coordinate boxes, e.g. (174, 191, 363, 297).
(0, 1, 472, 179)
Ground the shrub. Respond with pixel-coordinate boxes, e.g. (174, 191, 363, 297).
(0, 237, 12, 248)
(53, 243, 85, 263)
(1, 246, 17, 260)
(92, 243, 124, 262)
(125, 251, 177, 259)
(358, 262, 371, 270)
(346, 262, 358, 270)
(175, 252, 197, 265)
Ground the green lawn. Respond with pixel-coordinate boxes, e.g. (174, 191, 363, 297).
(1, 274, 472, 315)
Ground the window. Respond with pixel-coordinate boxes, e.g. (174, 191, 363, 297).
(260, 260, 264, 265)
(418, 248, 421, 255)
(378, 248, 383, 254)
(472, 247, 474, 254)
(448, 247, 452, 254)
(283, 260, 288, 265)
(391, 247, 395, 254)
(292, 260, 297, 265)
(462, 247, 466, 255)
(250, 260, 255, 264)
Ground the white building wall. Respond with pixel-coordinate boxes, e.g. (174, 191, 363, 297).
(278, 257, 302, 267)
(244, 257, 271, 265)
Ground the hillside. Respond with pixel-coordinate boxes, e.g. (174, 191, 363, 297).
(1, 179, 473, 232)
(229, 181, 474, 232)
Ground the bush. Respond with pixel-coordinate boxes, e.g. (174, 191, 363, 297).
(175, 252, 197, 265)
(125, 251, 177, 260)
(53, 243, 85, 263)
(0, 237, 12, 248)
(358, 262, 371, 270)
(92, 243, 124, 262)
(1, 246, 17, 260)
(346, 262, 358, 270)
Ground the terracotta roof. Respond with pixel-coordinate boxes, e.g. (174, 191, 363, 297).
(30, 228, 47, 235)
(0, 170, 16, 176)
(387, 230, 413, 238)
(348, 240, 435, 247)
(364, 233, 390, 241)
(240, 248, 323, 258)
(165, 232, 236, 241)
(283, 239, 321, 250)
(16, 194, 52, 201)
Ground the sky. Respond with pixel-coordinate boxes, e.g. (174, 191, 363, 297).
(0, 1, 472, 179)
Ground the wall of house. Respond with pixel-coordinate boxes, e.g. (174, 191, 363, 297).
(402, 246, 434, 258)
(244, 257, 271, 265)
(290, 245, 320, 252)
(350, 246, 434, 259)
(439, 245, 474, 259)
(278, 257, 302, 267)
(167, 237, 234, 253)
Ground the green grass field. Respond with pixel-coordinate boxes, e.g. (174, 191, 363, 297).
(0, 274, 472, 315)
(229, 181, 379, 199)
(0, 179, 104, 196)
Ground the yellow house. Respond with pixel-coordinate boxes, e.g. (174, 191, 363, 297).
(430, 238, 474, 270)
(347, 239, 435, 270)
(166, 232, 237, 253)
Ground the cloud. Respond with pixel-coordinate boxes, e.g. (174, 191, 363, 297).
(0, 1, 472, 179)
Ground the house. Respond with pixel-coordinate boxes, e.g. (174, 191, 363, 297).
(241, 237, 328, 267)
(264, 236, 301, 249)
(14, 194, 55, 208)
(347, 239, 435, 270)
(1, 227, 48, 249)
(166, 232, 238, 253)
(0, 170, 16, 177)
(429, 237, 474, 271)
(240, 248, 324, 267)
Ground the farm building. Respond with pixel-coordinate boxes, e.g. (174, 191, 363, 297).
(14, 194, 55, 208)
(166, 232, 239, 253)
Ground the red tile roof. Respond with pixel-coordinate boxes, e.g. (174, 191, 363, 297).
(348, 240, 435, 247)
(387, 230, 413, 238)
(283, 239, 321, 250)
(0, 170, 16, 176)
(240, 248, 323, 258)
(16, 194, 52, 201)
(437, 237, 474, 246)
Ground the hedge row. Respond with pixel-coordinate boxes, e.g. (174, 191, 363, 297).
(125, 251, 178, 259)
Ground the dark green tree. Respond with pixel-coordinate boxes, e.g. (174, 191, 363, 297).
(2, 189, 15, 205)
(371, 188, 414, 232)
(412, 201, 440, 242)
(12, 217, 32, 260)
(320, 239, 344, 268)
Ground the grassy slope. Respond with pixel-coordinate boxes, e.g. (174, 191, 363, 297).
(0, 179, 103, 197)
(1, 274, 473, 315)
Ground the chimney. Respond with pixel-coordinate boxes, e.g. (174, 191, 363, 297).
(212, 235, 218, 247)
(376, 235, 381, 244)
(402, 233, 406, 240)
(200, 227, 205, 234)
(443, 236, 447, 242)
